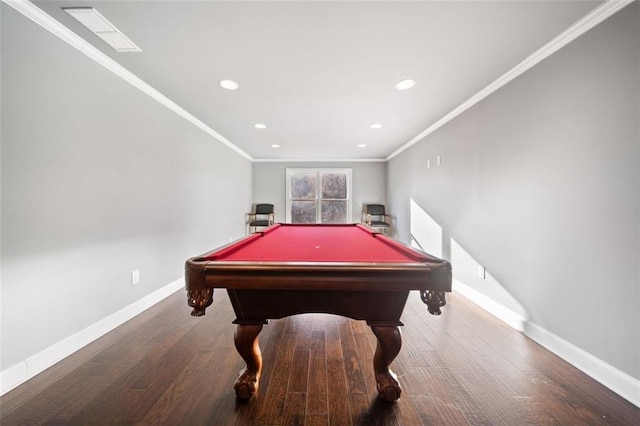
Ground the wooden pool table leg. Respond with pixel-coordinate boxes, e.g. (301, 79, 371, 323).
(370, 325, 402, 402)
(233, 323, 264, 399)
(187, 288, 213, 317)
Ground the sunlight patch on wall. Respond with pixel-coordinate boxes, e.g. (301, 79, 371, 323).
(450, 238, 529, 331)
(409, 198, 442, 257)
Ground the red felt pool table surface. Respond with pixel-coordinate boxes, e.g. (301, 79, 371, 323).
(205, 223, 428, 263)
(186, 223, 451, 298)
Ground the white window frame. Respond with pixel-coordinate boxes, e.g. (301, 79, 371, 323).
(285, 168, 352, 224)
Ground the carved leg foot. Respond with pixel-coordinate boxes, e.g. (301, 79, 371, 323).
(376, 370, 401, 402)
(233, 323, 264, 399)
(420, 290, 446, 315)
(234, 367, 260, 399)
(187, 288, 213, 316)
(371, 325, 402, 402)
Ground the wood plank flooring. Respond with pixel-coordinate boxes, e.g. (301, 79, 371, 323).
(1, 290, 638, 425)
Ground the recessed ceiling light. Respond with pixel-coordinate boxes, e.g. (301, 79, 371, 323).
(271, 144, 280, 148)
(63, 7, 141, 52)
(219, 79, 239, 90)
(370, 123, 382, 129)
(395, 79, 416, 90)
(254, 123, 267, 129)
(357, 144, 367, 148)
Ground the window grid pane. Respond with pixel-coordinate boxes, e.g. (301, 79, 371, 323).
(290, 172, 317, 200)
(291, 200, 317, 223)
(321, 172, 347, 200)
(321, 200, 348, 223)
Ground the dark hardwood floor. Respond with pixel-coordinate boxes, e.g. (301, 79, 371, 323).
(1, 289, 638, 425)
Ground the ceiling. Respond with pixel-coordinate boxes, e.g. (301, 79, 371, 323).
(28, 0, 606, 161)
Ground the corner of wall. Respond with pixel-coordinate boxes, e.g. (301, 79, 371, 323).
(1, 278, 184, 396)
(452, 280, 640, 407)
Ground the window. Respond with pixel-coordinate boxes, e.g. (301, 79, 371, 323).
(286, 168, 352, 223)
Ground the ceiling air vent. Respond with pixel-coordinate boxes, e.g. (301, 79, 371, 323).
(63, 7, 141, 53)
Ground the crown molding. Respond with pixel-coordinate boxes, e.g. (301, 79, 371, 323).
(2, 0, 254, 162)
(386, 0, 635, 161)
(252, 157, 387, 163)
(4, 0, 632, 164)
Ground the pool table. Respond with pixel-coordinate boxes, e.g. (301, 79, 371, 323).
(185, 223, 451, 402)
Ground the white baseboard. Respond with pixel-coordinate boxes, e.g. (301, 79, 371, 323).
(452, 279, 640, 408)
(0, 278, 185, 396)
(3, 278, 638, 407)
(523, 321, 640, 408)
(452, 279, 528, 332)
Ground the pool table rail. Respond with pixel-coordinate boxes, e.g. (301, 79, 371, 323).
(185, 253, 451, 317)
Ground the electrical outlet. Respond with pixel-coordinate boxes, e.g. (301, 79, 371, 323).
(437, 155, 441, 166)
(131, 270, 140, 285)
(478, 266, 486, 279)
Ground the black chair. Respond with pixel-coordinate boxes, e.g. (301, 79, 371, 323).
(363, 204, 391, 234)
(247, 204, 275, 233)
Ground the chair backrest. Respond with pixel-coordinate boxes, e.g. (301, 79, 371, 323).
(366, 204, 386, 215)
(255, 203, 274, 214)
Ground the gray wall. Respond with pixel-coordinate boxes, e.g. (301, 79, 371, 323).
(253, 161, 387, 226)
(1, 5, 252, 369)
(388, 4, 639, 379)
